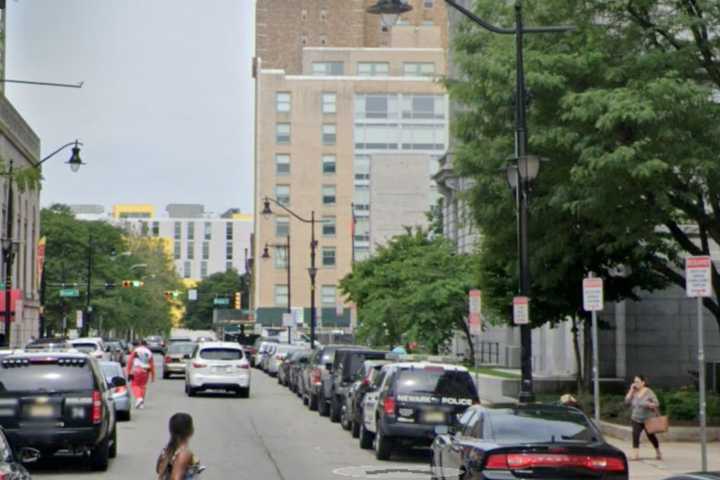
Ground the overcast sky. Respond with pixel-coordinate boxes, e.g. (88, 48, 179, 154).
(6, 0, 254, 217)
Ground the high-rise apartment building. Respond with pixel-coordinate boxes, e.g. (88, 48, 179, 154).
(253, 0, 449, 327)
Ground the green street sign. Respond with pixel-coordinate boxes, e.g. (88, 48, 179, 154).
(214, 297, 230, 306)
(59, 288, 80, 298)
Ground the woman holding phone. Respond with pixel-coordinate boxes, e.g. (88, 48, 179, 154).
(625, 375, 662, 461)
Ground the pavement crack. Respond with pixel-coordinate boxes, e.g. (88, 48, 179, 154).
(250, 417, 287, 480)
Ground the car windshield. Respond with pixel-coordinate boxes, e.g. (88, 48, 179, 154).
(199, 348, 243, 361)
(487, 409, 599, 444)
(71, 343, 99, 353)
(100, 363, 123, 380)
(395, 369, 478, 399)
(0, 363, 95, 392)
(168, 343, 196, 355)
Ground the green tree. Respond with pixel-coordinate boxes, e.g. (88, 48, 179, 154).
(340, 230, 477, 354)
(183, 269, 248, 330)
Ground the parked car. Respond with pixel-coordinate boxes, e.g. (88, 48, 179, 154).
(0, 351, 121, 470)
(260, 343, 278, 371)
(185, 342, 251, 397)
(302, 345, 347, 411)
(235, 334, 260, 364)
(163, 342, 197, 379)
(253, 340, 278, 369)
(267, 344, 304, 377)
(100, 361, 132, 421)
(25, 337, 71, 352)
(104, 340, 125, 364)
(317, 346, 371, 418)
(0, 427, 33, 479)
(68, 338, 107, 361)
(168, 337, 193, 345)
(360, 362, 478, 460)
(278, 348, 308, 387)
(342, 359, 390, 437)
(324, 348, 387, 423)
(145, 335, 165, 353)
(432, 403, 628, 480)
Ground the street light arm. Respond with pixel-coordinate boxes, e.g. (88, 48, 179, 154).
(265, 197, 312, 224)
(2, 79, 84, 89)
(444, 0, 575, 35)
(37, 141, 83, 167)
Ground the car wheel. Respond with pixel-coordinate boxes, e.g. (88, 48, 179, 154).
(330, 396, 342, 423)
(309, 394, 318, 411)
(318, 393, 329, 417)
(351, 419, 360, 438)
(238, 387, 250, 398)
(162, 372, 169, 380)
(374, 426, 393, 461)
(359, 422, 374, 449)
(187, 385, 197, 397)
(89, 436, 110, 471)
(302, 393, 309, 405)
(340, 405, 350, 430)
(109, 426, 117, 459)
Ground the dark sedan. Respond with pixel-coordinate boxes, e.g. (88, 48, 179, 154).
(432, 404, 628, 480)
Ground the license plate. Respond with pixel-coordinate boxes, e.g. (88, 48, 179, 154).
(398, 408, 414, 417)
(212, 366, 229, 373)
(29, 405, 55, 418)
(422, 411, 445, 423)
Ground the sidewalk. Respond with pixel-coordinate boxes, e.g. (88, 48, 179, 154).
(607, 437, 720, 479)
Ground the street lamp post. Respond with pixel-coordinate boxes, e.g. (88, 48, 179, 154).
(2, 140, 84, 347)
(368, 0, 573, 403)
(262, 198, 318, 349)
(262, 235, 292, 344)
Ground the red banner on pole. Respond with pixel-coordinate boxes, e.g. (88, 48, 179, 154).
(0, 290, 23, 319)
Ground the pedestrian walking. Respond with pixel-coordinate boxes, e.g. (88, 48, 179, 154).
(126, 340, 155, 409)
(624, 374, 663, 461)
(156, 413, 204, 480)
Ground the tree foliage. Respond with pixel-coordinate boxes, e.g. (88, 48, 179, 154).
(340, 230, 477, 353)
(449, 0, 720, 329)
(182, 269, 249, 330)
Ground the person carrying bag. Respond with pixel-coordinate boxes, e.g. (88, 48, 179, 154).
(625, 374, 665, 461)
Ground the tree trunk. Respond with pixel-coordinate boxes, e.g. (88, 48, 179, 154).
(459, 318, 476, 368)
(572, 315, 583, 394)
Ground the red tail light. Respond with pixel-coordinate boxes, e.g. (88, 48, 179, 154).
(362, 378, 370, 386)
(383, 396, 396, 415)
(91, 390, 102, 424)
(239, 362, 250, 369)
(485, 453, 626, 473)
(192, 362, 207, 369)
(311, 368, 322, 385)
(164, 356, 172, 364)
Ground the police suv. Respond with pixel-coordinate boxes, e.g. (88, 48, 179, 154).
(359, 361, 478, 460)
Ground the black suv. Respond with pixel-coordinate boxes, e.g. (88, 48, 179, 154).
(362, 362, 478, 460)
(0, 352, 122, 471)
(325, 348, 387, 423)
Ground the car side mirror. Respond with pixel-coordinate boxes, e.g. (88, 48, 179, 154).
(18, 447, 40, 464)
(111, 376, 127, 388)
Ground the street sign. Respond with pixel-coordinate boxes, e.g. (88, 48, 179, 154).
(686, 256, 712, 297)
(59, 288, 80, 298)
(282, 313, 294, 327)
(583, 277, 604, 312)
(468, 290, 482, 335)
(213, 297, 230, 306)
(292, 306, 304, 326)
(512, 296, 530, 325)
(188, 289, 198, 301)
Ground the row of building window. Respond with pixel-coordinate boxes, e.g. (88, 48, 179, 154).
(272, 216, 337, 238)
(310, 61, 436, 78)
(273, 184, 336, 207)
(181, 260, 236, 279)
(275, 123, 336, 145)
(277, 91, 443, 119)
(274, 284, 338, 307)
(174, 241, 237, 261)
(276, 92, 336, 114)
(171, 221, 235, 241)
(274, 154, 336, 176)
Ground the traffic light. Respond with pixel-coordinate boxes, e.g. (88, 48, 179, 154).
(122, 280, 132, 288)
(234, 292, 241, 310)
(132, 280, 144, 288)
(164, 291, 172, 301)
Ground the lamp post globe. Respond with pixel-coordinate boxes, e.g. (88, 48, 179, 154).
(366, 0, 413, 29)
(261, 245, 270, 259)
(66, 141, 83, 173)
(519, 155, 541, 182)
(261, 199, 273, 219)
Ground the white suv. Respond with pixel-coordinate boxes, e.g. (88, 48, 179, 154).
(68, 338, 106, 361)
(185, 342, 251, 398)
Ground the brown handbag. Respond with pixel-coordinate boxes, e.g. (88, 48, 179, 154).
(644, 407, 669, 434)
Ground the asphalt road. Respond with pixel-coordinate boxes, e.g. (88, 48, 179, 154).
(29, 355, 429, 480)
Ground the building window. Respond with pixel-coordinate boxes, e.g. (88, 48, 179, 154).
(357, 62, 389, 77)
(274, 285, 289, 306)
(275, 185, 290, 205)
(356, 94, 392, 119)
(322, 124, 336, 145)
(322, 92, 337, 114)
(204, 221, 212, 240)
(322, 155, 336, 175)
(202, 241, 210, 260)
(226, 242, 233, 260)
(174, 241, 181, 260)
(322, 247, 336, 267)
(174, 221, 181, 239)
(322, 216, 336, 237)
(274, 247, 288, 269)
(276, 123, 291, 144)
(402, 94, 444, 119)
(183, 261, 192, 279)
(354, 155, 370, 181)
(320, 34, 328, 45)
(312, 61, 344, 76)
(403, 62, 436, 77)
(152, 221, 160, 236)
(276, 92, 291, 113)
(226, 261, 233, 272)
(187, 222, 195, 240)
(226, 222, 233, 240)
(201, 261, 208, 279)
(187, 241, 195, 260)
(322, 185, 336, 205)
(354, 246, 370, 261)
(275, 154, 290, 175)
(276, 217, 289, 237)
(424, 0, 433, 7)
(321, 285, 337, 306)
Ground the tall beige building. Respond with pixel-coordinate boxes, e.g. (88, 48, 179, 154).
(253, 0, 449, 328)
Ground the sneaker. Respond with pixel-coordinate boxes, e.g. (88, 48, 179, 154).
(135, 398, 144, 409)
